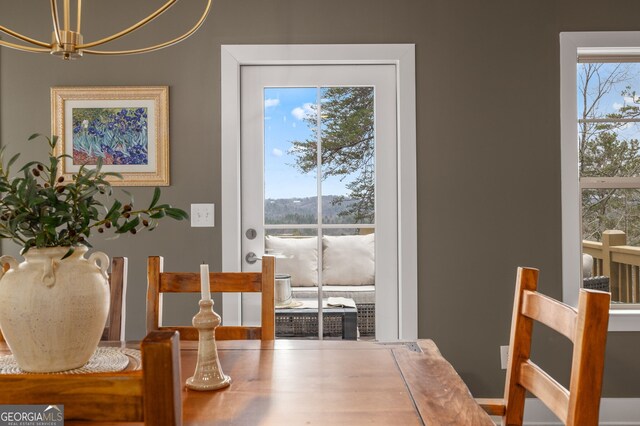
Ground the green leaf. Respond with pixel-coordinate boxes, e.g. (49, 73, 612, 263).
(7, 153, 20, 169)
(19, 161, 43, 173)
(149, 187, 161, 209)
(165, 207, 189, 220)
(61, 247, 74, 260)
(106, 200, 123, 219)
(78, 187, 99, 201)
(149, 210, 165, 219)
(121, 189, 134, 205)
(28, 133, 40, 141)
(116, 217, 140, 233)
(102, 172, 123, 180)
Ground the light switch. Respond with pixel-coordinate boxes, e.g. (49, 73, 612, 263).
(191, 203, 215, 227)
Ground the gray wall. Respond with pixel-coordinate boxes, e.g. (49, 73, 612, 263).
(1, 0, 639, 397)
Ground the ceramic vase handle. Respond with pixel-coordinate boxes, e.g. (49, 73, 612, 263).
(88, 251, 110, 280)
(42, 257, 57, 287)
(0, 255, 18, 280)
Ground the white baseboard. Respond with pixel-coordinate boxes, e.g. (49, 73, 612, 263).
(490, 398, 640, 425)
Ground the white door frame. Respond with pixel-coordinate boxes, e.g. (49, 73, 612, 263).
(220, 44, 418, 339)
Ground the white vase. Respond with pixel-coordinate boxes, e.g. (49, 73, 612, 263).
(0, 246, 110, 372)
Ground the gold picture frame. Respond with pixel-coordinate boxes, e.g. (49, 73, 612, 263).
(51, 86, 169, 186)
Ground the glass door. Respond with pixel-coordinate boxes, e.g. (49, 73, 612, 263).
(240, 65, 398, 340)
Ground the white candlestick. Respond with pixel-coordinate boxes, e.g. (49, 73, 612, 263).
(200, 264, 211, 301)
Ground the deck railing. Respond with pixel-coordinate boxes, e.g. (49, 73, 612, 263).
(583, 230, 640, 303)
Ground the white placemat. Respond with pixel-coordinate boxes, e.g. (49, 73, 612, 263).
(0, 347, 140, 374)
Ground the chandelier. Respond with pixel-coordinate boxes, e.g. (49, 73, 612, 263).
(0, 0, 212, 60)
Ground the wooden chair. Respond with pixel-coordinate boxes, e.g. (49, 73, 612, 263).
(478, 267, 610, 426)
(0, 256, 128, 343)
(0, 330, 182, 425)
(147, 255, 275, 340)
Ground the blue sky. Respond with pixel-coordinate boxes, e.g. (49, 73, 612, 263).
(264, 87, 356, 199)
(578, 63, 640, 142)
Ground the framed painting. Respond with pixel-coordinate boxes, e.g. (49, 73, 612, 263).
(51, 86, 169, 186)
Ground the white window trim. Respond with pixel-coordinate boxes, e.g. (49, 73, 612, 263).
(220, 44, 418, 339)
(560, 32, 640, 331)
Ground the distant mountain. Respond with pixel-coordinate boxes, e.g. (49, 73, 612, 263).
(265, 196, 358, 224)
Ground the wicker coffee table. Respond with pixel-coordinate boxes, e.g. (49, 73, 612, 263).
(275, 299, 358, 340)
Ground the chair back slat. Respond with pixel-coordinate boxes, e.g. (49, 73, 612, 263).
(159, 272, 262, 293)
(502, 268, 537, 425)
(500, 267, 610, 426)
(260, 254, 275, 340)
(521, 290, 577, 342)
(103, 256, 128, 341)
(519, 361, 570, 423)
(147, 256, 276, 341)
(155, 325, 263, 340)
(147, 256, 163, 342)
(0, 373, 144, 421)
(567, 289, 610, 425)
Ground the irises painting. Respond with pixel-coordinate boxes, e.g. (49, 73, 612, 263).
(52, 86, 170, 186)
(72, 107, 149, 166)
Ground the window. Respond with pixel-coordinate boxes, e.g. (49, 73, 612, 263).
(561, 32, 640, 331)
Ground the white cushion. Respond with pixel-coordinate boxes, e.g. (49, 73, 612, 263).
(265, 236, 318, 286)
(292, 285, 376, 304)
(583, 253, 594, 278)
(322, 234, 374, 285)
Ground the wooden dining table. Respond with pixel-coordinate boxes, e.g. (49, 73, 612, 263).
(1, 339, 494, 425)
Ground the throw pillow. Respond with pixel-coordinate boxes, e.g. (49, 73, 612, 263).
(322, 233, 374, 285)
(265, 236, 318, 286)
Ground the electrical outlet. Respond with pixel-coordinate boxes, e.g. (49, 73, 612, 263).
(500, 345, 509, 369)
(191, 203, 215, 227)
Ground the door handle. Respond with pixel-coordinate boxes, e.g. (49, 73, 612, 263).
(245, 252, 261, 264)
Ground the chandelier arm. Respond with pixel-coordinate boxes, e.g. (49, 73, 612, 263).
(63, 0, 70, 31)
(77, 0, 178, 49)
(50, 0, 62, 46)
(0, 39, 50, 53)
(81, 0, 211, 56)
(0, 26, 52, 48)
(77, 0, 82, 33)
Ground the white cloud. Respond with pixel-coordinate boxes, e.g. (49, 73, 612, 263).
(292, 103, 315, 120)
(291, 108, 305, 120)
(292, 122, 297, 128)
(272, 148, 283, 157)
(613, 102, 623, 111)
(265, 116, 272, 120)
(283, 116, 287, 122)
(265, 98, 280, 108)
